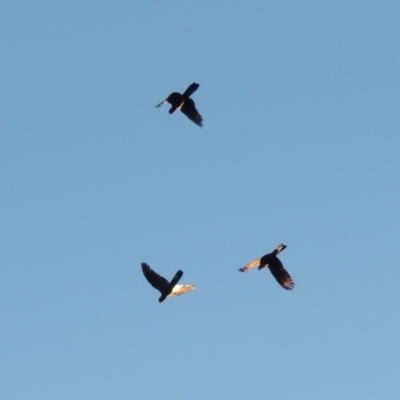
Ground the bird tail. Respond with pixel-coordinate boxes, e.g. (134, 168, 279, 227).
(239, 258, 260, 272)
(170, 284, 196, 296)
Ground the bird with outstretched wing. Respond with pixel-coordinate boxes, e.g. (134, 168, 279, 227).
(156, 82, 203, 127)
(141, 263, 196, 302)
(239, 244, 295, 290)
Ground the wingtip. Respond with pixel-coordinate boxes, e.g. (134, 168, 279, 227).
(282, 279, 295, 290)
(276, 243, 287, 253)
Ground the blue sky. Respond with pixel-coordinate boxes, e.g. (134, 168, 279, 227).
(1, 1, 400, 399)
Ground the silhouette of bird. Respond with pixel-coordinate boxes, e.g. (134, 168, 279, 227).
(141, 262, 196, 302)
(239, 244, 295, 290)
(156, 82, 203, 126)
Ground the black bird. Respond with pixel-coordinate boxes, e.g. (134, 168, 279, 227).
(239, 244, 295, 290)
(156, 82, 203, 126)
(141, 262, 196, 303)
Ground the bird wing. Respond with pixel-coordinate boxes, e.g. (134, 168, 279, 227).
(268, 258, 295, 290)
(181, 98, 203, 127)
(169, 284, 196, 297)
(141, 263, 169, 292)
(169, 270, 183, 287)
(239, 258, 261, 272)
(182, 83, 199, 98)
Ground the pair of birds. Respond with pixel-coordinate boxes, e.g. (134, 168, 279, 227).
(142, 244, 295, 303)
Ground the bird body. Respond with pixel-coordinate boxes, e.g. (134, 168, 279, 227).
(141, 263, 196, 302)
(239, 244, 295, 290)
(156, 82, 203, 126)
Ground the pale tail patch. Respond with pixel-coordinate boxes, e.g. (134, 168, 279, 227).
(169, 284, 196, 297)
(239, 258, 261, 272)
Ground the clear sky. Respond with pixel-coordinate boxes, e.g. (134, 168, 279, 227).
(1, 1, 400, 399)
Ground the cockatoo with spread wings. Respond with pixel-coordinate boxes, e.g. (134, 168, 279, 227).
(156, 82, 203, 127)
(239, 244, 295, 290)
(141, 263, 196, 302)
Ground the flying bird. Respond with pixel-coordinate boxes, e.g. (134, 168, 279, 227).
(141, 262, 196, 302)
(156, 82, 203, 126)
(239, 244, 295, 290)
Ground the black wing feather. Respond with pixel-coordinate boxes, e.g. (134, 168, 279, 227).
(181, 98, 203, 126)
(182, 83, 199, 98)
(268, 259, 295, 290)
(141, 263, 169, 292)
(170, 270, 183, 287)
